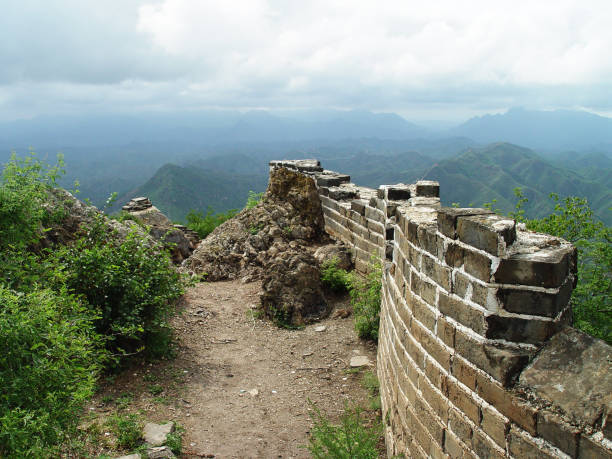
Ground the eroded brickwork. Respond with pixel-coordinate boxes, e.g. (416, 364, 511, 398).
(269, 159, 612, 458)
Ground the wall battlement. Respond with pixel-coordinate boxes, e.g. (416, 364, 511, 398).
(270, 159, 612, 458)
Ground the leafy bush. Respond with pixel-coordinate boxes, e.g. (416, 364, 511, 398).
(321, 257, 351, 292)
(186, 207, 238, 238)
(512, 191, 611, 344)
(0, 287, 102, 457)
(350, 260, 383, 341)
(51, 215, 186, 359)
(305, 401, 381, 459)
(245, 190, 264, 209)
(108, 413, 142, 450)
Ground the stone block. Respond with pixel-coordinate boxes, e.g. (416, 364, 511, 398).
(457, 214, 516, 256)
(447, 380, 479, 424)
(496, 277, 573, 317)
(328, 186, 357, 200)
(455, 330, 530, 386)
(480, 404, 508, 449)
(369, 196, 387, 212)
(484, 314, 555, 344)
(412, 321, 451, 371)
(451, 355, 477, 390)
(422, 254, 451, 292)
(350, 199, 367, 215)
(410, 272, 437, 307)
(415, 180, 440, 198)
(493, 245, 576, 288)
(438, 292, 487, 336)
(437, 316, 456, 349)
(417, 224, 440, 258)
(476, 373, 538, 435)
(365, 206, 386, 225)
(472, 429, 506, 459)
(463, 247, 493, 282)
(508, 426, 556, 459)
(579, 434, 612, 459)
(445, 242, 464, 268)
(437, 208, 494, 239)
(537, 410, 579, 457)
(413, 396, 445, 445)
(448, 408, 473, 447)
(519, 327, 612, 429)
(316, 173, 350, 187)
(387, 186, 412, 201)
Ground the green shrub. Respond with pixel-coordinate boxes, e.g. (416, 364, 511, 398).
(305, 401, 381, 459)
(186, 207, 238, 239)
(108, 413, 142, 450)
(0, 287, 102, 457)
(320, 257, 351, 292)
(50, 215, 186, 360)
(350, 260, 382, 341)
(513, 191, 611, 344)
(0, 152, 65, 250)
(245, 190, 264, 209)
(361, 371, 381, 411)
(165, 424, 185, 455)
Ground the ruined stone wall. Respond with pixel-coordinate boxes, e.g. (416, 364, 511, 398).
(269, 159, 612, 458)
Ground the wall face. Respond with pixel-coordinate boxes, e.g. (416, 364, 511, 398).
(270, 160, 612, 458)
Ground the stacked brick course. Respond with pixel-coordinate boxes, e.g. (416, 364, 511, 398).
(269, 159, 612, 458)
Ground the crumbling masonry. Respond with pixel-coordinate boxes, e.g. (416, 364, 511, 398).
(270, 159, 612, 458)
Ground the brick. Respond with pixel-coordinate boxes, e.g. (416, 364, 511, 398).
(451, 355, 477, 390)
(437, 316, 456, 348)
(493, 245, 576, 288)
(437, 208, 494, 239)
(418, 224, 440, 258)
(422, 254, 452, 291)
(439, 292, 487, 335)
(455, 329, 530, 386)
(406, 220, 419, 245)
(411, 294, 437, 332)
(350, 199, 367, 215)
(367, 217, 385, 234)
(415, 180, 440, 198)
(411, 271, 437, 307)
(457, 214, 516, 256)
(414, 396, 445, 445)
(444, 430, 468, 459)
(476, 373, 538, 436)
(406, 404, 433, 454)
(449, 408, 473, 446)
(463, 247, 493, 282)
(472, 429, 506, 459)
(421, 373, 449, 422)
(470, 281, 491, 308)
(403, 331, 425, 369)
(365, 206, 386, 225)
(424, 357, 446, 392)
(537, 410, 579, 457)
(328, 186, 357, 200)
(579, 434, 612, 459)
(496, 278, 573, 317)
(484, 314, 555, 344)
(316, 173, 350, 187)
(480, 404, 508, 449)
(445, 242, 464, 268)
(452, 271, 470, 298)
(508, 426, 557, 459)
(447, 380, 479, 423)
(412, 320, 451, 371)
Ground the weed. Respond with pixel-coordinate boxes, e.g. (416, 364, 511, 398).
(245, 190, 264, 209)
(101, 395, 114, 405)
(349, 259, 382, 341)
(320, 257, 351, 293)
(148, 384, 164, 396)
(108, 413, 142, 450)
(165, 424, 185, 455)
(361, 371, 381, 411)
(115, 393, 134, 410)
(305, 400, 381, 459)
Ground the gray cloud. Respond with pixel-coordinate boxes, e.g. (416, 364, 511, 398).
(1, 0, 611, 121)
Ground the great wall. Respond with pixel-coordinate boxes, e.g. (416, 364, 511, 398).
(267, 159, 612, 458)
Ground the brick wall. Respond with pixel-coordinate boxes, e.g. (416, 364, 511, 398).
(269, 159, 612, 458)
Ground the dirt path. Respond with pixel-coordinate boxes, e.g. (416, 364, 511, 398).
(95, 280, 379, 458)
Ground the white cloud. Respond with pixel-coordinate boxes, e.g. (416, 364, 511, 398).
(1, 0, 612, 120)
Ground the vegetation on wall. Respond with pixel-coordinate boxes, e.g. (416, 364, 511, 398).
(0, 153, 186, 457)
(511, 189, 611, 344)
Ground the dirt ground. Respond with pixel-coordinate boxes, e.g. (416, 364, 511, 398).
(88, 280, 380, 458)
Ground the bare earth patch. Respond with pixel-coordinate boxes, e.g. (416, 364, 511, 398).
(88, 280, 379, 458)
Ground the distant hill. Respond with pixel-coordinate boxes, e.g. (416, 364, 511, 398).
(423, 143, 612, 224)
(451, 108, 612, 151)
(114, 163, 268, 222)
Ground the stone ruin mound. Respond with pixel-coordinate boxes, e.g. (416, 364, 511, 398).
(183, 166, 352, 326)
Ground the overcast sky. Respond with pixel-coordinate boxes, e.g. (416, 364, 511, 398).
(1, 0, 611, 122)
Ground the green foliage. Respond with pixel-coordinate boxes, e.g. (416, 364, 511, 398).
(165, 424, 185, 455)
(0, 287, 102, 457)
(0, 152, 64, 250)
(305, 401, 381, 459)
(246, 190, 264, 209)
(50, 214, 185, 359)
(186, 207, 238, 239)
(513, 190, 611, 344)
(350, 260, 383, 341)
(361, 371, 381, 411)
(108, 413, 142, 450)
(320, 257, 351, 293)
